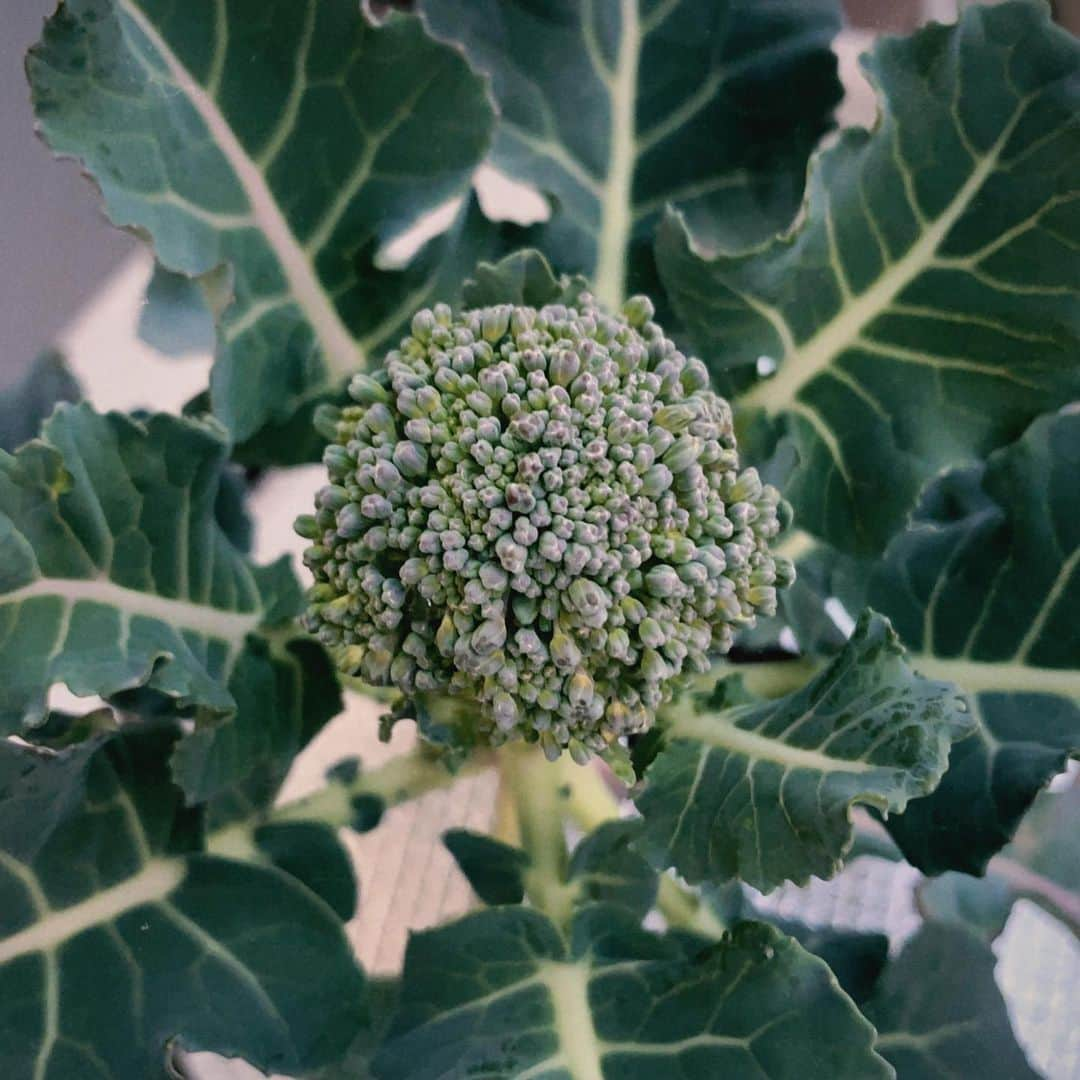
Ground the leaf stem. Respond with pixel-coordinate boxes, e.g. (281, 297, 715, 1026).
(206, 749, 490, 860)
(548, 752, 727, 938)
(700, 656, 820, 699)
(855, 813, 1080, 941)
(499, 742, 577, 926)
(988, 856, 1080, 940)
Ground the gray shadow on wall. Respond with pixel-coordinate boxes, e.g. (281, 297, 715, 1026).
(0, 0, 134, 392)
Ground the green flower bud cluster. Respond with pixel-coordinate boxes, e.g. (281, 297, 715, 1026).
(297, 293, 793, 760)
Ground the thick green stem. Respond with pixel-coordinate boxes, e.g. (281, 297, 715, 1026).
(550, 754, 727, 938)
(655, 877, 729, 939)
(696, 657, 820, 700)
(500, 743, 577, 927)
(206, 749, 490, 860)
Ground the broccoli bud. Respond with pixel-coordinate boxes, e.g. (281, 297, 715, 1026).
(299, 292, 792, 757)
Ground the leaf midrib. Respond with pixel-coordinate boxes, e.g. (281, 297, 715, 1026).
(116, 0, 364, 379)
(593, 0, 640, 310)
(535, 961, 605, 1080)
(0, 856, 185, 965)
(740, 97, 1030, 414)
(668, 708, 877, 774)
(2, 576, 264, 643)
(911, 655, 1080, 699)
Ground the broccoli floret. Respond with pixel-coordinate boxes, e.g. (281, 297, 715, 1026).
(297, 293, 793, 760)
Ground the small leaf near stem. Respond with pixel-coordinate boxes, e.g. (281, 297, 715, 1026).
(543, 750, 727, 938)
(207, 748, 492, 859)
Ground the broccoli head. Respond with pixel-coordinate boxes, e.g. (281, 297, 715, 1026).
(297, 293, 793, 760)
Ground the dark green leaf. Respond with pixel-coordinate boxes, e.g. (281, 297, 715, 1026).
(567, 820, 657, 920)
(375, 905, 889, 1079)
(636, 612, 971, 891)
(0, 351, 81, 454)
(0, 405, 278, 729)
(312, 979, 400, 1080)
(766, 919, 888, 1006)
(462, 248, 588, 308)
(253, 821, 357, 921)
(29, 2, 495, 449)
(868, 410, 1080, 874)
(1007, 779, 1080, 898)
(0, 403, 341, 802)
(211, 463, 255, 555)
(659, 1, 1080, 553)
(918, 780, 1080, 941)
(423, 0, 842, 311)
(443, 829, 529, 906)
(864, 923, 1039, 1079)
(0, 732, 365, 1078)
(171, 634, 342, 805)
(138, 264, 227, 358)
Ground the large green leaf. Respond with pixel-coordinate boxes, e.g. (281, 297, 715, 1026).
(0, 405, 270, 727)
(771, 922, 888, 1008)
(170, 633, 343, 804)
(137, 264, 226, 358)
(863, 923, 1039, 1080)
(658, 0, 1080, 552)
(312, 979, 400, 1080)
(864, 410, 1080, 874)
(636, 612, 971, 891)
(0, 404, 341, 800)
(0, 732, 365, 1078)
(374, 905, 889, 1079)
(29, 1, 495, 449)
(423, 0, 842, 310)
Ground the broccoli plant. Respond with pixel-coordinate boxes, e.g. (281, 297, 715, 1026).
(1, 1, 1076, 1077)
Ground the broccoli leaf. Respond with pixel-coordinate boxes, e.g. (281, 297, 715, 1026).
(0, 351, 81, 454)
(864, 923, 1040, 1079)
(765, 920, 888, 1007)
(29, 1, 494, 452)
(659, 1, 1080, 553)
(445, 819, 658, 918)
(918, 870, 1019, 945)
(0, 732, 365, 1078)
(0, 404, 341, 802)
(251, 821, 357, 922)
(169, 633, 343, 805)
(864, 410, 1080, 875)
(374, 905, 889, 1079)
(461, 249, 588, 309)
(635, 611, 972, 891)
(1001, 781, 1080, 929)
(443, 829, 530, 906)
(422, 0, 842, 311)
(567, 820, 658, 921)
(312, 979, 400, 1080)
(137, 264, 226, 358)
(917, 782, 1080, 944)
(0, 405, 272, 727)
